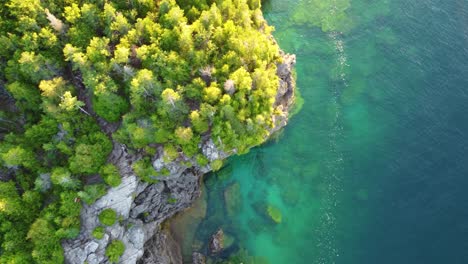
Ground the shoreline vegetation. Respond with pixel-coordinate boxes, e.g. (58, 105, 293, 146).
(0, 0, 295, 263)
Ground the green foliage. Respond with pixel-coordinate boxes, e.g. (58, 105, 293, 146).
(78, 184, 107, 205)
(69, 132, 112, 175)
(132, 158, 158, 183)
(92, 92, 129, 122)
(0, 181, 22, 217)
(99, 209, 117, 226)
(175, 127, 193, 145)
(196, 154, 209, 166)
(0, 0, 289, 261)
(1, 146, 37, 170)
(100, 164, 122, 187)
(105, 239, 125, 263)
(167, 197, 178, 204)
(211, 159, 224, 171)
(27, 218, 65, 263)
(51, 167, 80, 189)
(92, 226, 105, 240)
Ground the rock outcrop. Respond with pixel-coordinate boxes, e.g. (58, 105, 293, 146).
(192, 252, 206, 264)
(209, 229, 225, 255)
(62, 52, 295, 264)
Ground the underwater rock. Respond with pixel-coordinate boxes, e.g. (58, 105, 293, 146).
(224, 182, 242, 217)
(191, 239, 204, 253)
(222, 248, 269, 264)
(267, 205, 283, 224)
(215, 164, 233, 181)
(280, 184, 300, 206)
(209, 228, 225, 254)
(248, 218, 268, 234)
(192, 252, 206, 264)
(252, 201, 270, 221)
(223, 232, 235, 249)
(273, 226, 294, 247)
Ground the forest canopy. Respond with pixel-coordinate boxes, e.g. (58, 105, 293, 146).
(0, 0, 286, 262)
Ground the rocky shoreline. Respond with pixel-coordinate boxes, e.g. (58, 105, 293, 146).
(63, 52, 296, 264)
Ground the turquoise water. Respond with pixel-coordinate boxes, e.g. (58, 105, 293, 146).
(174, 0, 468, 263)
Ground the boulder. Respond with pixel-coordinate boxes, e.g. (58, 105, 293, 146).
(192, 252, 206, 264)
(209, 228, 225, 254)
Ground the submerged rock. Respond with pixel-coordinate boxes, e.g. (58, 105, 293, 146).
(209, 228, 225, 254)
(267, 205, 283, 224)
(192, 252, 206, 264)
(224, 182, 242, 217)
(223, 232, 235, 249)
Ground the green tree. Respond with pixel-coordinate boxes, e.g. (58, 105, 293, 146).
(92, 91, 129, 122)
(51, 167, 80, 189)
(175, 127, 193, 145)
(161, 88, 181, 108)
(78, 184, 107, 204)
(100, 164, 121, 187)
(190, 110, 209, 133)
(1, 146, 37, 170)
(203, 82, 222, 103)
(0, 181, 22, 217)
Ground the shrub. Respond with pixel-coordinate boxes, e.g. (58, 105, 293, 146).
(92, 226, 105, 240)
(105, 239, 125, 263)
(196, 154, 209, 167)
(100, 164, 122, 187)
(167, 197, 177, 204)
(78, 184, 107, 205)
(211, 159, 224, 171)
(98, 209, 117, 226)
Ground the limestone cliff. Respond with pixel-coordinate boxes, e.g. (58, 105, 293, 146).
(62, 52, 296, 264)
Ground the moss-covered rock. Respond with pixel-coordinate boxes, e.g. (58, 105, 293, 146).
(267, 205, 283, 224)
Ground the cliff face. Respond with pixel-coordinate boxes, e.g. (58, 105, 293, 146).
(62, 53, 296, 264)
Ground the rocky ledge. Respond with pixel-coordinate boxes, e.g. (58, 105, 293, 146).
(62, 52, 295, 264)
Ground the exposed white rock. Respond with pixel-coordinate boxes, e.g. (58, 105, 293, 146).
(201, 138, 227, 162)
(93, 174, 138, 218)
(224, 79, 235, 95)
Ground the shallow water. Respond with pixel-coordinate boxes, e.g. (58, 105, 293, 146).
(174, 0, 468, 263)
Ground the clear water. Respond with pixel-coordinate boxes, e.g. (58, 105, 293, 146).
(173, 0, 468, 263)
